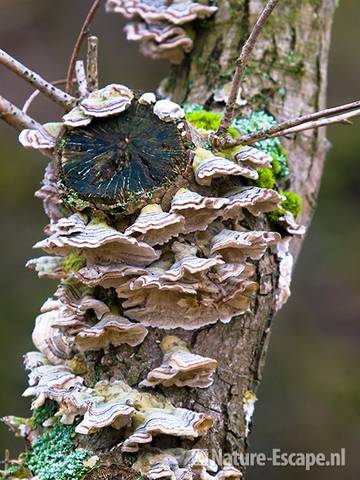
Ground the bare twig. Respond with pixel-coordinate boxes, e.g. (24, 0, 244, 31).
(0, 95, 42, 131)
(22, 79, 66, 114)
(65, 0, 102, 94)
(87, 36, 99, 92)
(0, 49, 76, 109)
(223, 98, 360, 147)
(220, 100, 360, 146)
(75, 61, 89, 98)
(215, 0, 279, 138)
(4, 450, 9, 472)
(268, 108, 360, 138)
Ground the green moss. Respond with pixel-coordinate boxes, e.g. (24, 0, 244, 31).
(26, 422, 95, 480)
(62, 253, 86, 273)
(255, 168, 276, 189)
(32, 400, 58, 428)
(281, 191, 302, 218)
(267, 191, 302, 224)
(185, 110, 239, 137)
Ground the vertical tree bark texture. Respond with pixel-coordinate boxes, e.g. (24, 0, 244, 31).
(175, 0, 337, 451)
(95, 0, 336, 468)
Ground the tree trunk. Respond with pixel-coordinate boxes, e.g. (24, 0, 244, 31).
(84, 0, 336, 474)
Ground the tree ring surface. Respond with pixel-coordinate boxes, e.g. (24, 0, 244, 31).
(58, 97, 189, 210)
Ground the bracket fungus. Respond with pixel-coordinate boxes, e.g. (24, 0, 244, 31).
(105, 1, 217, 24)
(170, 188, 229, 233)
(193, 148, 259, 187)
(140, 335, 217, 388)
(74, 312, 148, 352)
(223, 186, 282, 218)
(122, 407, 213, 452)
(133, 448, 241, 480)
(275, 237, 294, 311)
(125, 22, 193, 64)
(125, 204, 186, 246)
(7, 34, 308, 476)
(35, 214, 160, 266)
(106, 1, 217, 63)
(210, 228, 281, 263)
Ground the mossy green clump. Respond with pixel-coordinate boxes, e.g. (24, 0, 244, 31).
(234, 112, 289, 178)
(62, 253, 86, 274)
(267, 191, 302, 224)
(32, 400, 58, 428)
(185, 110, 239, 138)
(255, 168, 276, 189)
(26, 422, 94, 480)
(281, 191, 302, 218)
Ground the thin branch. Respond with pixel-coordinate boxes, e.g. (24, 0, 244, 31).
(223, 98, 360, 147)
(65, 0, 102, 94)
(87, 35, 99, 92)
(0, 95, 42, 131)
(75, 61, 89, 98)
(215, 0, 279, 138)
(22, 79, 66, 114)
(0, 49, 76, 109)
(268, 108, 360, 138)
(221, 99, 360, 146)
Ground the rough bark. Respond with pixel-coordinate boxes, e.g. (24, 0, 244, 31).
(80, 0, 337, 476)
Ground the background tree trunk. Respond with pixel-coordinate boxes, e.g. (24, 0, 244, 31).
(90, 0, 337, 472)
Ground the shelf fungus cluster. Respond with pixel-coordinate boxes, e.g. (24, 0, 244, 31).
(105, 1, 218, 63)
(8, 80, 304, 478)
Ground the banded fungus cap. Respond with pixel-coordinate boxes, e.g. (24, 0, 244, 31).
(140, 335, 218, 388)
(105, 0, 218, 25)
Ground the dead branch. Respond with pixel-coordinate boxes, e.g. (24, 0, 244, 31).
(0, 49, 75, 109)
(65, 0, 102, 94)
(222, 99, 360, 146)
(0, 95, 42, 131)
(75, 61, 89, 98)
(87, 36, 99, 92)
(215, 0, 279, 138)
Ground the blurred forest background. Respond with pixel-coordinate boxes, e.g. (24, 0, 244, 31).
(0, 1, 359, 479)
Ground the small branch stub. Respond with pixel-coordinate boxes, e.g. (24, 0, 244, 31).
(87, 36, 99, 92)
(75, 60, 89, 98)
(65, 0, 102, 94)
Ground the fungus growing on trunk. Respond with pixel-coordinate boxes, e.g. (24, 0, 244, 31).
(74, 312, 148, 351)
(125, 204, 186, 245)
(140, 335, 217, 388)
(106, 1, 217, 63)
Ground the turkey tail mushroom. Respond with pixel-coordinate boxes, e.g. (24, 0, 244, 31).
(140, 335, 217, 388)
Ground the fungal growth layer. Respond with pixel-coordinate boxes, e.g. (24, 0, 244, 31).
(106, 0, 218, 63)
(5, 78, 303, 478)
